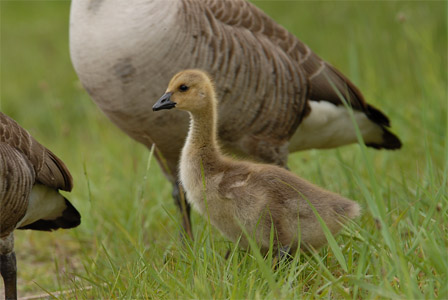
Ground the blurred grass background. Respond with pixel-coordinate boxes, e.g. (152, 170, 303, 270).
(1, 0, 447, 299)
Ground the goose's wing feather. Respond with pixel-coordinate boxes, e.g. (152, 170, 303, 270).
(203, 0, 391, 127)
(0, 113, 73, 191)
(203, 0, 304, 55)
(183, 0, 309, 143)
(0, 143, 35, 236)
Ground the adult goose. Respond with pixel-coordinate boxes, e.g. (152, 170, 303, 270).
(0, 113, 81, 300)
(153, 69, 361, 253)
(70, 0, 400, 238)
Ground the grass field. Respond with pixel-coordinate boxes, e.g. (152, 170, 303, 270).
(1, 1, 447, 299)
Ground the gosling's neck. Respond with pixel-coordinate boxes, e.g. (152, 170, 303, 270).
(185, 99, 220, 158)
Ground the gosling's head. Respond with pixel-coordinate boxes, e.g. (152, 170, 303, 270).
(152, 69, 215, 112)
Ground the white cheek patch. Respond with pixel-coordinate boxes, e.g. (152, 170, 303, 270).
(288, 101, 383, 151)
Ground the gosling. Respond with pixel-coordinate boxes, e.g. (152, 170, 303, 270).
(0, 112, 81, 300)
(153, 70, 360, 254)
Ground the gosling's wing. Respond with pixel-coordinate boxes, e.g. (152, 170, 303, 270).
(217, 167, 257, 202)
(0, 143, 35, 236)
(218, 163, 359, 220)
(216, 164, 292, 211)
(0, 112, 73, 191)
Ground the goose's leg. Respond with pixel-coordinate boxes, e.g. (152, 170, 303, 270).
(224, 247, 232, 260)
(172, 181, 193, 241)
(1, 251, 17, 300)
(278, 245, 292, 261)
(0, 234, 16, 300)
(272, 245, 293, 269)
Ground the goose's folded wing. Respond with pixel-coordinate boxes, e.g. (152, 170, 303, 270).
(183, 0, 309, 139)
(202, 0, 393, 128)
(0, 112, 73, 191)
(0, 143, 35, 236)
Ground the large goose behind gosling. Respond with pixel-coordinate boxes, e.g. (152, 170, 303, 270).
(153, 70, 361, 253)
(70, 0, 401, 239)
(70, 0, 400, 237)
(0, 113, 81, 300)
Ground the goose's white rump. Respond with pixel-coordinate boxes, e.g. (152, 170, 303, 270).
(16, 184, 69, 229)
(289, 101, 384, 151)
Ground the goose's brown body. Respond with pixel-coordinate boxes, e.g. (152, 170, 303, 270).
(0, 113, 80, 300)
(70, 0, 399, 236)
(153, 70, 360, 252)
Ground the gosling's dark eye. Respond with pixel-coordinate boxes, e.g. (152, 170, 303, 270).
(179, 84, 189, 92)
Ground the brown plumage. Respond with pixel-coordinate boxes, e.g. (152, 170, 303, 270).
(0, 112, 81, 300)
(70, 0, 398, 237)
(153, 70, 360, 253)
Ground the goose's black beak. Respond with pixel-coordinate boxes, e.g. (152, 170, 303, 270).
(153, 92, 176, 111)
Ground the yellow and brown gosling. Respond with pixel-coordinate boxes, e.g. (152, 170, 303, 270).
(0, 113, 81, 300)
(153, 70, 360, 254)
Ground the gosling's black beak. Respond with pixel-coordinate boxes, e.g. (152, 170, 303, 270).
(152, 92, 176, 111)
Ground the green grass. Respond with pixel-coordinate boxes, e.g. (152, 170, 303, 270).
(1, 1, 447, 299)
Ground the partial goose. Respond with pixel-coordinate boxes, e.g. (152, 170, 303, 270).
(70, 0, 399, 238)
(0, 113, 81, 300)
(153, 70, 360, 253)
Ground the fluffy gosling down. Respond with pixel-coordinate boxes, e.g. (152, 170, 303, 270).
(153, 70, 360, 254)
(0, 113, 81, 300)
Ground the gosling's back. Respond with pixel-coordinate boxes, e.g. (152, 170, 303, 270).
(204, 157, 360, 251)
